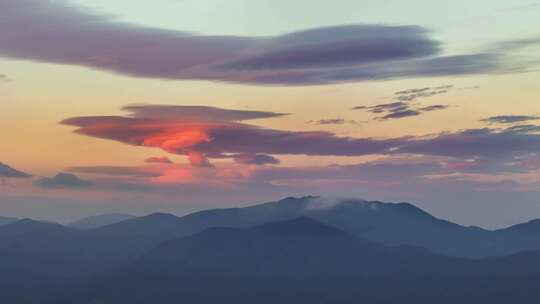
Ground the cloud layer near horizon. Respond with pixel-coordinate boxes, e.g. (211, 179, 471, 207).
(34, 173, 92, 189)
(0, 0, 526, 85)
(0, 162, 31, 178)
(62, 105, 402, 166)
(61, 105, 540, 170)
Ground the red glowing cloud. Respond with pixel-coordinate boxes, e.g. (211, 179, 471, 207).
(62, 105, 403, 167)
(62, 105, 540, 172)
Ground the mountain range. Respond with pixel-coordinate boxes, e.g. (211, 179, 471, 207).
(68, 213, 136, 229)
(43, 217, 540, 303)
(60, 196, 540, 258)
(1, 196, 540, 303)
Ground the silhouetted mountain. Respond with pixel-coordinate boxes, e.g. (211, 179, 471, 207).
(0, 219, 94, 275)
(48, 217, 540, 304)
(0, 219, 68, 239)
(0, 216, 18, 226)
(85, 196, 540, 258)
(499, 219, 540, 234)
(3, 202, 540, 303)
(68, 213, 136, 229)
(0, 220, 91, 302)
(0, 218, 138, 277)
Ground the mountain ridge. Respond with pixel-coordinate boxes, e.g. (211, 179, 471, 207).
(48, 216, 540, 304)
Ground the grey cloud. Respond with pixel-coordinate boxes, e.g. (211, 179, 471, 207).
(0, 0, 526, 86)
(379, 109, 421, 120)
(394, 85, 454, 101)
(353, 100, 448, 120)
(144, 156, 173, 164)
(123, 104, 287, 122)
(481, 115, 540, 124)
(0, 162, 31, 178)
(64, 105, 540, 168)
(34, 173, 92, 189)
(306, 118, 359, 125)
(231, 154, 280, 165)
(222, 25, 440, 70)
(418, 105, 449, 112)
(492, 36, 540, 52)
(398, 127, 540, 159)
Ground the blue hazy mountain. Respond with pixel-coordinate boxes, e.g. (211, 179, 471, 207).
(68, 213, 136, 229)
(48, 217, 540, 304)
(3, 198, 540, 303)
(85, 196, 540, 258)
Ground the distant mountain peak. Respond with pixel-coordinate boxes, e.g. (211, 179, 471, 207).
(144, 212, 179, 220)
(502, 218, 540, 234)
(10, 218, 48, 226)
(0, 218, 70, 238)
(392, 202, 435, 218)
(276, 195, 320, 205)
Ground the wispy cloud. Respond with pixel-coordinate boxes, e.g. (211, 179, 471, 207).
(351, 85, 453, 120)
(481, 115, 540, 124)
(394, 85, 454, 101)
(352, 101, 448, 120)
(306, 118, 360, 125)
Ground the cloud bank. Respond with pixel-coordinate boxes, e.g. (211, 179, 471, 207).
(0, 0, 525, 85)
(62, 105, 540, 169)
(62, 105, 404, 167)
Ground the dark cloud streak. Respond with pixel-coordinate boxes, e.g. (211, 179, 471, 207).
(481, 115, 540, 124)
(62, 105, 540, 167)
(34, 173, 92, 189)
(0, 0, 524, 86)
(0, 162, 31, 178)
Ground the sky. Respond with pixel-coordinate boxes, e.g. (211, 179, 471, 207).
(1, 0, 539, 228)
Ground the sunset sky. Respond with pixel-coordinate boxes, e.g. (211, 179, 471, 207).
(1, 0, 539, 227)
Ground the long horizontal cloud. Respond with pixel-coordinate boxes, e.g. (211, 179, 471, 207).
(397, 127, 540, 158)
(144, 156, 173, 164)
(306, 118, 360, 125)
(0, 162, 31, 178)
(481, 115, 540, 124)
(62, 152, 540, 198)
(61, 105, 405, 166)
(0, 0, 524, 85)
(62, 105, 540, 167)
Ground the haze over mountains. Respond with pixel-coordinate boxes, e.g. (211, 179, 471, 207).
(52, 218, 540, 304)
(1, 196, 540, 303)
(68, 213, 136, 229)
(50, 196, 540, 258)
